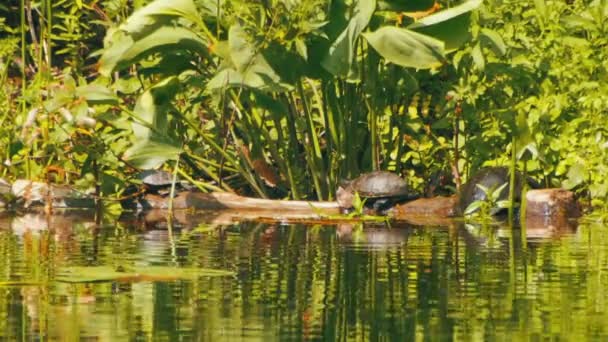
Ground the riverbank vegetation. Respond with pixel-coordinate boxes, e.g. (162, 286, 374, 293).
(0, 0, 606, 215)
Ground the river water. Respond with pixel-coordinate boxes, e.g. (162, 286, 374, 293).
(0, 211, 606, 340)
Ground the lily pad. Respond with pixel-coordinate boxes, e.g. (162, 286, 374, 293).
(56, 266, 234, 283)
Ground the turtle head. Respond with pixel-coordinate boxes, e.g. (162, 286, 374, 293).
(336, 180, 354, 208)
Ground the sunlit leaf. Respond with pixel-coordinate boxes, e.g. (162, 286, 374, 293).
(464, 200, 482, 215)
(480, 28, 506, 56)
(99, 26, 208, 76)
(123, 139, 182, 169)
(75, 84, 119, 105)
(205, 23, 289, 92)
(363, 27, 445, 69)
(562, 163, 586, 190)
(471, 42, 484, 71)
(120, 0, 202, 34)
(408, 0, 482, 51)
(132, 76, 180, 139)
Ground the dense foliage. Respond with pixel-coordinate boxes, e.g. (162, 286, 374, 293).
(0, 0, 606, 215)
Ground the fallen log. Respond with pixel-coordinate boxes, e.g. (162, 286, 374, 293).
(2, 179, 583, 226)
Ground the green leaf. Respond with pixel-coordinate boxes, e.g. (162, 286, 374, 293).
(464, 200, 482, 215)
(132, 77, 180, 139)
(123, 139, 182, 169)
(205, 23, 289, 92)
(120, 0, 203, 35)
(563, 163, 586, 189)
(321, 0, 376, 77)
(471, 42, 484, 71)
(408, 0, 482, 51)
(295, 38, 308, 60)
(480, 28, 506, 56)
(75, 84, 119, 105)
(99, 26, 208, 76)
(363, 27, 445, 69)
(123, 77, 183, 169)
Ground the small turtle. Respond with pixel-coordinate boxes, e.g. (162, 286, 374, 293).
(336, 171, 417, 213)
(459, 167, 537, 215)
(138, 170, 176, 194)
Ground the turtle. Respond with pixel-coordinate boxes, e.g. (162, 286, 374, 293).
(135, 169, 177, 195)
(336, 171, 417, 213)
(458, 167, 538, 215)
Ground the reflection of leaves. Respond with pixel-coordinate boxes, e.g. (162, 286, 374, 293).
(57, 266, 234, 283)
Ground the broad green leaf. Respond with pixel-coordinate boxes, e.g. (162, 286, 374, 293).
(363, 27, 445, 69)
(124, 76, 182, 169)
(206, 67, 289, 93)
(480, 28, 506, 56)
(207, 23, 288, 92)
(132, 76, 180, 139)
(408, 0, 482, 51)
(120, 0, 203, 35)
(321, 0, 376, 78)
(560, 15, 596, 31)
(464, 200, 482, 215)
(228, 24, 257, 73)
(123, 139, 182, 169)
(99, 26, 208, 76)
(75, 84, 119, 105)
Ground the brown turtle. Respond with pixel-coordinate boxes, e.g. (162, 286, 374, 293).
(336, 171, 417, 212)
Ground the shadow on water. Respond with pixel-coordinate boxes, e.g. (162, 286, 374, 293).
(0, 210, 605, 340)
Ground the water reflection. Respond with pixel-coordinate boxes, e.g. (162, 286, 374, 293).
(0, 212, 606, 340)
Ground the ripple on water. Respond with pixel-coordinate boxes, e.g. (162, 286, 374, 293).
(0, 214, 606, 340)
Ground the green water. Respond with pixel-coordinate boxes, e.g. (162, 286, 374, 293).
(0, 213, 607, 340)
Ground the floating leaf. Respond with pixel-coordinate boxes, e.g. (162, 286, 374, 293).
(363, 26, 445, 69)
(56, 266, 234, 283)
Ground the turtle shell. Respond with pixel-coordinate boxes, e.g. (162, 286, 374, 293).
(348, 171, 409, 198)
(458, 167, 525, 214)
(138, 170, 174, 187)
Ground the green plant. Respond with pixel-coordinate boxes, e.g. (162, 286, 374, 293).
(464, 181, 512, 219)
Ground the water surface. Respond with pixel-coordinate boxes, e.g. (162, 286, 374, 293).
(0, 212, 606, 340)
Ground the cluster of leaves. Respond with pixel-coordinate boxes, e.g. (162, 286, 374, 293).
(447, 0, 608, 212)
(1, 0, 607, 216)
(88, 0, 483, 200)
